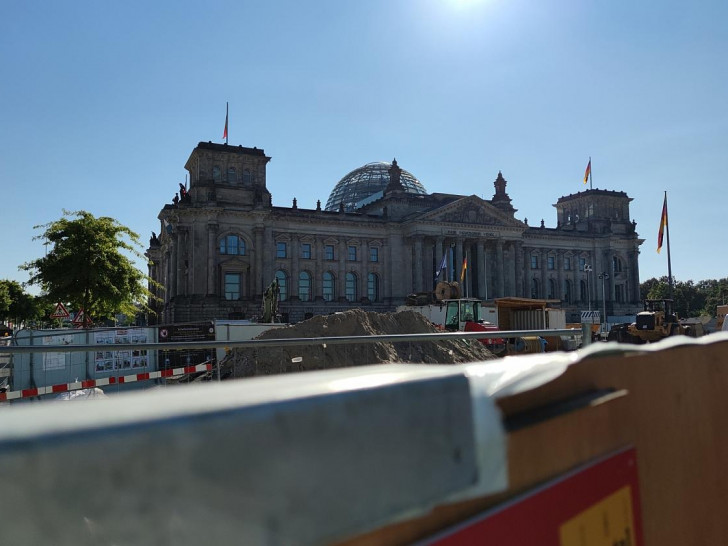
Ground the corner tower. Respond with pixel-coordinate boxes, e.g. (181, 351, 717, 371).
(184, 142, 271, 209)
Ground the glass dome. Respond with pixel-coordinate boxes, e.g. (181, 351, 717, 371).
(325, 161, 427, 212)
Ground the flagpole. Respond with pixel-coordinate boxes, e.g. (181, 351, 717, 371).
(665, 190, 673, 300)
(225, 102, 229, 145)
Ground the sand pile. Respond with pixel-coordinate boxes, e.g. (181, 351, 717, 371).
(219, 308, 495, 379)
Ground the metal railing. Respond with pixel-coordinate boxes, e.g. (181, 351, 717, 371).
(1, 327, 586, 354)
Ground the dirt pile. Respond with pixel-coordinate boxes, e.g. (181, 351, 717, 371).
(219, 308, 496, 379)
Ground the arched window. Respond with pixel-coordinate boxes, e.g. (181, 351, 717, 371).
(213, 166, 221, 182)
(548, 279, 556, 299)
(227, 167, 236, 183)
(275, 270, 288, 301)
(367, 273, 379, 302)
(613, 256, 623, 273)
(531, 278, 540, 299)
(219, 235, 246, 255)
(242, 169, 252, 185)
(345, 272, 358, 302)
(323, 271, 335, 302)
(298, 271, 311, 302)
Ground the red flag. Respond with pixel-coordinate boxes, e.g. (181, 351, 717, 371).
(583, 159, 591, 184)
(657, 194, 668, 253)
(223, 106, 228, 140)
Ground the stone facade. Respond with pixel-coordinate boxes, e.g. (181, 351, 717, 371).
(147, 142, 644, 324)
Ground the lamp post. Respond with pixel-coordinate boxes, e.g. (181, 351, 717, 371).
(584, 264, 593, 312)
(598, 272, 610, 335)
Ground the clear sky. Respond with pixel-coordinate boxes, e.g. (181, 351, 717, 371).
(2, 0, 726, 291)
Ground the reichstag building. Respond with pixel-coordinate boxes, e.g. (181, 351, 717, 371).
(147, 141, 643, 324)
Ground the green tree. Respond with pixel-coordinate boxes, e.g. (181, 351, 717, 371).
(21, 210, 158, 325)
(0, 280, 47, 326)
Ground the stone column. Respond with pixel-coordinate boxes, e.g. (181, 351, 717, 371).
(455, 239, 464, 290)
(515, 242, 524, 297)
(338, 239, 347, 301)
(540, 249, 547, 299)
(557, 250, 564, 301)
(290, 235, 300, 300)
(254, 227, 264, 297)
(315, 237, 323, 300)
(476, 240, 486, 299)
(496, 239, 505, 298)
(207, 223, 218, 296)
(413, 236, 424, 293)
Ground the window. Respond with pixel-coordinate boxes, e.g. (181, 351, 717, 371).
(275, 270, 288, 301)
(348, 246, 357, 261)
(548, 279, 556, 299)
(227, 167, 236, 183)
(547, 256, 555, 270)
(345, 272, 358, 301)
(579, 257, 586, 272)
(219, 235, 246, 255)
(276, 242, 287, 258)
(325, 245, 335, 260)
(531, 278, 540, 299)
(213, 166, 221, 182)
(613, 256, 623, 273)
(242, 169, 252, 185)
(369, 247, 379, 262)
(298, 271, 311, 302)
(224, 273, 241, 300)
(301, 243, 312, 259)
(367, 273, 379, 302)
(615, 284, 625, 303)
(580, 280, 588, 302)
(323, 272, 335, 302)
(564, 257, 571, 271)
(530, 254, 539, 269)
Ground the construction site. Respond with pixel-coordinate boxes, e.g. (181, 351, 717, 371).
(0, 300, 727, 545)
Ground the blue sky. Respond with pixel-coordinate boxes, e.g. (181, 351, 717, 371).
(2, 0, 726, 292)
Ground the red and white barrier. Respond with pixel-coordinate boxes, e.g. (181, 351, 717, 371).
(0, 362, 213, 401)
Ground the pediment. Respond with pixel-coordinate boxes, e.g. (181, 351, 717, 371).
(418, 196, 525, 228)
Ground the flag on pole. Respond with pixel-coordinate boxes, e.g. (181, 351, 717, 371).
(460, 256, 468, 283)
(223, 102, 229, 141)
(657, 193, 668, 253)
(434, 252, 448, 284)
(583, 159, 591, 184)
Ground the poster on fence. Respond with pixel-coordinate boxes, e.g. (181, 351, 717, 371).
(94, 328, 149, 372)
(157, 322, 215, 370)
(42, 334, 73, 371)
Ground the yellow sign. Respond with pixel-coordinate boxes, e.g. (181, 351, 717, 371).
(560, 486, 636, 546)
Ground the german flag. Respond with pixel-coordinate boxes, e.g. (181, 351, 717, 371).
(583, 159, 591, 184)
(657, 194, 668, 253)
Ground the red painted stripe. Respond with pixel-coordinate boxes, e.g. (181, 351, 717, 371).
(136, 373, 150, 381)
(108, 377, 117, 384)
(0, 393, 6, 401)
(52, 385, 69, 393)
(82, 380, 96, 388)
(22, 388, 38, 397)
(183, 366, 196, 374)
(161, 369, 173, 377)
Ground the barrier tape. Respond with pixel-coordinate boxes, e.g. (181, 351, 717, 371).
(0, 362, 213, 401)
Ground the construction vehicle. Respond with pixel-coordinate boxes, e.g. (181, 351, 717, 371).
(398, 282, 504, 354)
(625, 299, 703, 343)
